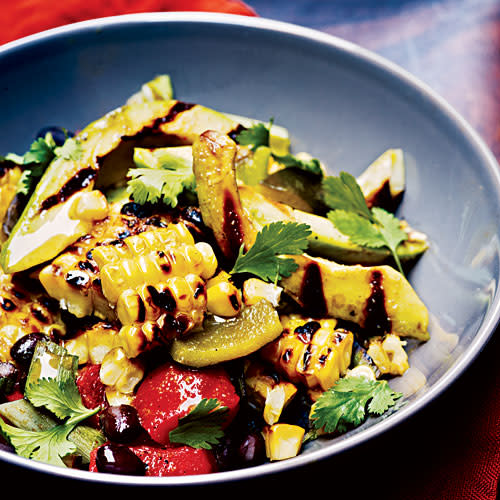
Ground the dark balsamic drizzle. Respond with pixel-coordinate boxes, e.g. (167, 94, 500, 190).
(298, 262, 327, 318)
(363, 270, 391, 335)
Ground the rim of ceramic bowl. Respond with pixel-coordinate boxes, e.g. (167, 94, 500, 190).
(0, 11, 499, 486)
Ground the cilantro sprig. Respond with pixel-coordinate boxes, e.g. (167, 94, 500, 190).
(126, 147, 196, 207)
(322, 172, 408, 274)
(169, 398, 229, 449)
(309, 376, 403, 434)
(235, 120, 323, 176)
(3, 132, 82, 197)
(230, 221, 311, 283)
(0, 344, 100, 467)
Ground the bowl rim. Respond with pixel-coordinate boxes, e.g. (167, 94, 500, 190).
(0, 10, 499, 486)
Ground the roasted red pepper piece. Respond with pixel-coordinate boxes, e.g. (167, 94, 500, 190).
(89, 443, 217, 476)
(76, 363, 106, 427)
(133, 361, 239, 446)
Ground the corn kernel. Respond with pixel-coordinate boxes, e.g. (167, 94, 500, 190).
(367, 334, 409, 376)
(70, 190, 109, 222)
(242, 278, 282, 307)
(263, 423, 305, 461)
(194, 241, 218, 280)
(206, 273, 242, 317)
(99, 346, 144, 394)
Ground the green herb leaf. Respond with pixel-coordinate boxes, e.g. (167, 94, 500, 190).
(168, 398, 229, 449)
(127, 147, 195, 206)
(272, 153, 323, 176)
(322, 171, 373, 221)
(323, 172, 408, 273)
(0, 419, 76, 467)
(235, 120, 271, 151)
(231, 221, 311, 283)
(309, 376, 403, 434)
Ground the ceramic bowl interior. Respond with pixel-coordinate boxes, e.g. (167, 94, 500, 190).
(0, 12, 499, 486)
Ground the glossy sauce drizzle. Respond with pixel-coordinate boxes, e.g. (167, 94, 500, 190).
(363, 270, 391, 335)
(298, 262, 327, 318)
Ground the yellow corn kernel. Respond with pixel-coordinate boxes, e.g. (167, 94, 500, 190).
(99, 346, 144, 395)
(70, 190, 109, 222)
(194, 241, 218, 280)
(367, 334, 409, 376)
(206, 272, 242, 317)
(262, 423, 305, 461)
(91, 223, 195, 268)
(0, 165, 21, 241)
(116, 321, 160, 358)
(260, 315, 354, 398)
(244, 360, 297, 425)
(242, 278, 282, 307)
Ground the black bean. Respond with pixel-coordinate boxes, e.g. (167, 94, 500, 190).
(120, 202, 152, 218)
(99, 405, 143, 444)
(237, 432, 266, 466)
(10, 332, 49, 368)
(95, 443, 146, 475)
(36, 126, 74, 146)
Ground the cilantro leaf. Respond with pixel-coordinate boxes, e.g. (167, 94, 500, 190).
(235, 120, 271, 151)
(127, 147, 195, 206)
(231, 221, 311, 283)
(309, 376, 403, 434)
(169, 398, 229, 449)
(322, 171, 373, 221)
(323, 172, 408, 274)
(234, 120, 323, 177)
(0, 419, 76, 467)
(26, 377, 98, 426)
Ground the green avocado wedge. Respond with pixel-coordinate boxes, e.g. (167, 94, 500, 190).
(0, 100, 240, 273)
(238, 184, 429, 266)
(279, 253, 430, 341)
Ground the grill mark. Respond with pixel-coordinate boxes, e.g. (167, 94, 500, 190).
(227, 124, 245, 142)
(0, 297, 16, 311)
(302, 344, 313, 371)
(136, 296, 146, 323)
(299, 262, 327, 318)
(363, 270, 391, 335)
(65, 271, 90, 288)
(294, 321, 321, 344)
(147, 285, 176, 312)
(222, 190, 244, 259)
(40, 167, 96, 212)
(152, 101, 196, 127)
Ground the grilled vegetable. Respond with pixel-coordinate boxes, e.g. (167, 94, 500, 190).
(170, 299, 283, 368)
(280, 254, 430, 341)
(260, 315, 354, 400)
(206, 271, 242, 318)
(192, 130, 257, 263)
(0, 162, 22, 242)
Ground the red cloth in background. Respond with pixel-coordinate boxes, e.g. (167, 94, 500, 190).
(0, 0, 256, 45)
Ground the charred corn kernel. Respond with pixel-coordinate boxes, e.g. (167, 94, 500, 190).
(99, 346, 144, 395)
(63, 322, 121, 365)
(116, 321, 162, 358)
(206, 272, 242, 317)
(260, 315, 354, 398)
(367, 334, 409, 376)
(100, 243, 209, 305)
(91, 223, 195, 268)
(242, 278, 282, 307)
(194, 242, 218, 280)
(263, 423, 305, 461)
(70, 190, 109, 222)
(244, 359, 297, 425)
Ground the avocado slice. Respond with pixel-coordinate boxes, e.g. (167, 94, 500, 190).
(238, 185, 428, 266)
(279, 253, 429, 341)
(0, 100, 240, 273)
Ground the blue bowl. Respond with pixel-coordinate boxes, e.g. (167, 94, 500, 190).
(0, 12, 499, 486)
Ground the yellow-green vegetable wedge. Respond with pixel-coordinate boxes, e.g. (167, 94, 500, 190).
(170, 300, 283, 367)
(0, 100, 239, 273)
(280, 254, 429, 341)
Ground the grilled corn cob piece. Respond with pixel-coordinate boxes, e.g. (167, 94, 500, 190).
(90, 223, 195, 268)
(99, 346, 145, 405)
(100, 242, 216, 306)
(38, 201, 174, 319)
(0, 164, 22, 242)
(262, 423, 305, 461)
(206, 271, 242, 318)
(366, 334, 409, 376)
(0, 272, 65, 362)
(116, 273, 207, 339)
(244, 359, 297, 425)
(260, 315, 354, 399)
